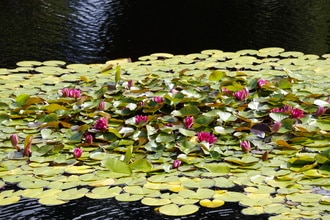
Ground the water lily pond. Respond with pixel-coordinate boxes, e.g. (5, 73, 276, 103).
(0, 48, 330, 219)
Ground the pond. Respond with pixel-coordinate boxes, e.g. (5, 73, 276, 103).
(0, 1, 330, 220)
(0, 0, 329, 68)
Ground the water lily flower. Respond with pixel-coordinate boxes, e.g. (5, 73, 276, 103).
(73, 148, 83, 159)
(84, 133, 93, 144)
(152, 96, 163, 103)
(99, 100, 105, 111)
(70, 89, 81, 99)
(61, 88, 81, 99)
(257, 79, 267, 88)
(197, 131, 217, 145)
(10, 134, 19, 150)
(234, 87, 249, 101)
(291, 108, 304, 119)
(135, 115, 148, 124)
(184, 116, 194, 129)
(172, 159, 182, 169)
(240, 140, 251, 153)
(94, 117, 108, 130)
(271, 121, 282, 133)
(23, 135, 33, 157)
(316, 106, 327, 117)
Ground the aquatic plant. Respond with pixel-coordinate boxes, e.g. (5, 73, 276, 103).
(0, 48, 330, 219)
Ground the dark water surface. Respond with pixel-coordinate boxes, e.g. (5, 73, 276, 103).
(0, 0, 329, 68)
(0, 1, 329, 219)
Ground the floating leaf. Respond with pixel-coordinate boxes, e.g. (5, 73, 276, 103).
(141, 197, 171, 206)
(115, 193, 143, 202)
(158, 204, 199, 216)
(56, 188, 89, 201)
(209, 70, 226, 81)
(200, 199, 225, 208)
(102, 158, 132, 174)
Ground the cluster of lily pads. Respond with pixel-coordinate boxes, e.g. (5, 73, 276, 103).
(0, 48, 330, 219)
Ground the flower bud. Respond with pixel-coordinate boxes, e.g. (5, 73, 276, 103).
(316, 106, 326, 117)
(234, 87, 249, 101)
(99, 100, 105, 111)
(240, 140, 251, 153)
(73, 148, 83, 159)
(172, 160, 181, 169)
(184, 116, 194, 129)
(257, 79, 267, 88)
(10, 134, 19, 149)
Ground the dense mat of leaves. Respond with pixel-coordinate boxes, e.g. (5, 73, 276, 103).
(0, 48, 330, 218)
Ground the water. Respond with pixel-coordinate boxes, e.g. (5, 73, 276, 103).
(0, 0, 329, 219)
(0, 0, 329, 68)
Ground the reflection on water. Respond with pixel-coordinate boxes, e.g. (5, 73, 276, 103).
(0, 0, 329, 68)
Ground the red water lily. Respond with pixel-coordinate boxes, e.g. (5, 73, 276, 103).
(290, 108, 304, 119)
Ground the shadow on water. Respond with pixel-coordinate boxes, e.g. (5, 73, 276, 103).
(0, 0, 329, 68)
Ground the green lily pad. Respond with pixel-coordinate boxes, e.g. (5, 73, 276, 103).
(115, 193, 143, 202)
(141, 197, 171, 206)
(56, 188, 89, 200)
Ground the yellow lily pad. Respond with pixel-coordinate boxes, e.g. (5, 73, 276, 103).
(200, 199, 225, 208)
(158, 204, 199, 216)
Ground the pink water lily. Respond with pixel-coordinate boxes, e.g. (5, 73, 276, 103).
(84, 133, 93, 144)
(172, 159, 182, 169)
(98, 100, 105, 111)
(135, 115, 148, 124)
(94, 117, 108, 130)
(197, 131, 217, 145)
(73, 148, 83, 158)
(152, 96, 163, 103)
(234, 87, 249, 101)
(316, 106, 327, 117)
(61, 88, 81, 99)
(271, 121, 282, 133)
(257, 79, 267, 88)
(184, 116, 194, 129)
(240, 140, 251, 153)
(10, 134, 19, 150)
